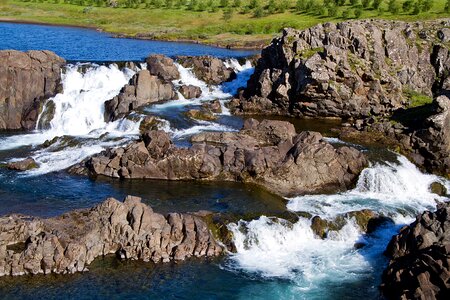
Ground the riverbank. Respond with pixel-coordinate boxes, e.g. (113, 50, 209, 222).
(1, 0, 449, 49)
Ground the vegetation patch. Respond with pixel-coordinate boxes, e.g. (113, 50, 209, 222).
(403, 89, 433, 108)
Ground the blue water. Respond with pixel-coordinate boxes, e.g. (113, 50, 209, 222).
(0, 22, 257, 61)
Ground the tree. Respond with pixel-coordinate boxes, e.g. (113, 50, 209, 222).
(233, 0, 241, 7)
(335, 0, 346, 6)
(342, 8, 352, 18)
(388, 0, 400, 14)
(362, 0, 370, 7)
(268, 0, 277, 14)
(355, 7, 363, 17)
(249, 0, 258, 9)
(319, 6, 327, 15)
(372, 0, 382, 9)
(253, 5, 264, 17)
(220, 0, 228, 7)
(412, 1, 421, 13)
(328, 4, 338, 16)
(165, 0, 173, 8)
(350, 0, 359, 6)
(422, 0, 433, 11)
(446, 0, 450, 12)
(222, 7, 233, 19)
(402, 0, 413, 11)
(278, 0, 290, 12)
(296, 0, 306, 11)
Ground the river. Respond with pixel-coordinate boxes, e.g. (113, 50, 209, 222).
(0, 23, 448, 299)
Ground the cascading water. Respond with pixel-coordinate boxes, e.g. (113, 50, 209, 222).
(226, 154, 449, 299)
(0, 64, 140, 175)
(147, 59, 253, 141)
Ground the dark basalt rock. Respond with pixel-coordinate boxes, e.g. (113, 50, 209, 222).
(381, 202, 450, 300)
(0, 50, 65, 130)
(70, 119, 368, 197)
(232, 20, 449, 119)
(0, 196, 223, 277)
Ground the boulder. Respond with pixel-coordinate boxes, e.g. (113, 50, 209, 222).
(6, 157, 38, 171)
(0, 196, 223, 277)
(104, 70, 176, 121)
(175, 56, 236, 85)
(0, 50, 65, 130)
(146, 54, 180, 81)
(382, 202, 450, 299)
(70, 119, 368, 197)
(179, 85, 202, 99)
(185, 109, 217, 121)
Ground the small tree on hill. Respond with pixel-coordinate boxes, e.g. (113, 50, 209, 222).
(253, 5, 264, 17)
(278, 0, 290, 12)
(220, 0, 229, 7)
(296, 0, 306, 11)
(372, 0, 382, 9)
(249, 0, 259, 9)
(388, 0, 400, 14)
(233, 0, 241, 8)
(412, 1, 421, 13)
(355, 7, 363, 17)
(328, 4, 338, 16)
(402, 0, 413, 11)
(422, 0, 433, 11)
(342, 8, 352, 18)
(222, 7, 233, 19)
(362, 0, 370, 7)
(446, 0, 450, 12)
(350, 0, 359, 6)
(268, 0, 277, 14)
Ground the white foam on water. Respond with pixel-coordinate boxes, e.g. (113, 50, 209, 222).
(226, 154, 449, 296)
(164, 119, 238, 140)
(287, 155, 448, 221)
(1, 63, 140, 175)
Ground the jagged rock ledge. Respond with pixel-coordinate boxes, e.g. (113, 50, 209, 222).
(382, 202, 450, 300)
(70, 119, 368, 197)
(0, 50, 65, 130)
(0, 196, 223, 277)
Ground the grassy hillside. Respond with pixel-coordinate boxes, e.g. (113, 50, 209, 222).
(0, 0, 449, 48)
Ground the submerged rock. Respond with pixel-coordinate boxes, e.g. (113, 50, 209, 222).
(0, 50, 65, 130)
(7, 158, 38, 171)
(0, 196, 223, 277)
(382, 202, 450, 300)
(185, 108, 217, 121)
(70, 119, 368, 197)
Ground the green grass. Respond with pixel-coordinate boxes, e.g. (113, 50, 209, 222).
(403, 89, 434, 108)
(0, 0, 449, 48)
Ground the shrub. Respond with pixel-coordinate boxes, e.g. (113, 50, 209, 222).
(222, 7, 233, 19)
(388, 0, 400, 13)
(328, 4, 338, 16)
(355, 7, 363, 17)
(342, 8, 352, 17)
(362, 0, 370, 8)
(372, 0, 382, 9)
(402, 0, 413, 11)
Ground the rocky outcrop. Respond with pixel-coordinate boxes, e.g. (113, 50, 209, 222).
(70, 119, 367, 197)
(232, 19, 449, 119)
(0, 196, 223, 277)
(104, 69, 177, 121)
(0, 50, 65, 130)
(382, 202, 450, 299)
(338, 94, 450, 177)
(176, 55, 236, 85)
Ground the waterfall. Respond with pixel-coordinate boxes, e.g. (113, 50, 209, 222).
(226, 154, 449, 297)
(0, 63, 140, 175)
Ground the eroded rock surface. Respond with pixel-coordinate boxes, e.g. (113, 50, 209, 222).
(0, 196, 223, 276)
(232, 20, 450, 119)
(70, 119, 367, 197)
(176, 55, 236, 85)
(382, 202, 450, 299)
(0, 50, 65, 130)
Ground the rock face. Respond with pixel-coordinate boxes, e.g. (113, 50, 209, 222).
(0, 196, 223, 277)
(339, 94, 450, 177)
(70, 119, 367, 197)
(382, 202, 450, 299)
(233, 20, 449, 118)
(0, 50, 65, 130)
(176, 55, 236, 85)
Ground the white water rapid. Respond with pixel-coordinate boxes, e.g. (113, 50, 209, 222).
(0, 64, 140, 175)
(226, 154, 449, 299)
